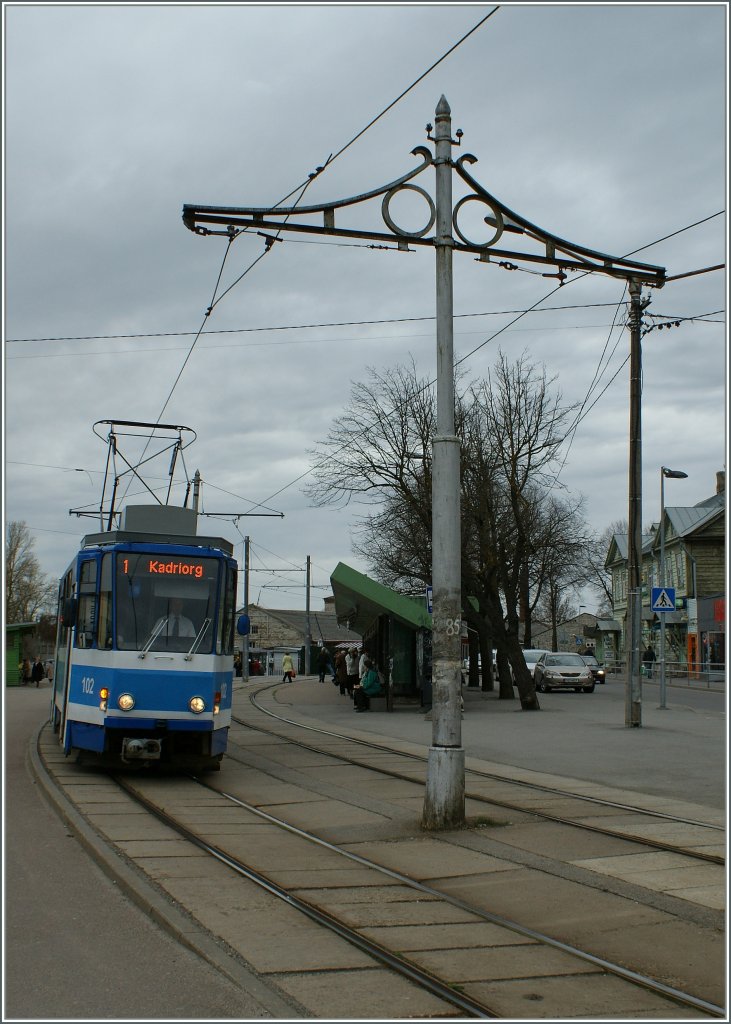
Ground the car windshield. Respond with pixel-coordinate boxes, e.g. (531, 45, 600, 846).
(546, 654, 586, 667)
(523, 651, 546, 664)
(582, 655, 599, 667)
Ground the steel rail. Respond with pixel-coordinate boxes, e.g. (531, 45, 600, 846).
(112, 772, 724, 1020)
(230, 715, 724, 866)
(194, 773, 725, 1020)
(245, 682, 724, 828)
(236, 683, 724, 860)
(113, 776, 496, 1020)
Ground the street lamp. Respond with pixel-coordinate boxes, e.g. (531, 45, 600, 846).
(659, 466, 688, 708)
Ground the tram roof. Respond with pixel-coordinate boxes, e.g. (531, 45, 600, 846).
(80, 529, 234, 556)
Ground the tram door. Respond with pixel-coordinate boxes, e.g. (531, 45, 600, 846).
(53, 567, 75, 737)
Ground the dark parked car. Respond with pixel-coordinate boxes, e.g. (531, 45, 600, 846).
(581, 654, 606, 684)
(534, 652, 595, 693)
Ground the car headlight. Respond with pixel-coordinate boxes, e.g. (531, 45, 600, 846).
(189, 696, 205, 714)
(118, 693, 135, 711)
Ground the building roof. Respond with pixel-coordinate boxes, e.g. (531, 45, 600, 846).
(5, 622, 38, 634)
(330, 562, 432, 636)
(595, 618, 622, 631)
(608, 484, 725, 567)
(666, 502, 724, 539)
(242, 604, 361, 646)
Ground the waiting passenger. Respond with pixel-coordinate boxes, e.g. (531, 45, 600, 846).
(353, 659, 382, 712)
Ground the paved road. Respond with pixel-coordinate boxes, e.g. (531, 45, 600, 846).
(4, 684, 287, 1020)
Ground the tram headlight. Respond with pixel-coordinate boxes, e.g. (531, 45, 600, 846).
(118, 693, 135, 711)
(213, 691, 221, 715)
(189, 696, 206, 714)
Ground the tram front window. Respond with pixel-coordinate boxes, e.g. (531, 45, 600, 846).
(116, 552, 220, 653)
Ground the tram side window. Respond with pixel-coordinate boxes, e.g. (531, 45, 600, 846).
(75, 558, 97, 649)
(97, 554, 113, 649)
(217, 565, 237, 655)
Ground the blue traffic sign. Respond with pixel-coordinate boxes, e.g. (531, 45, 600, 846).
(651, 587, 676, 612)
(426, 586, 433, 614)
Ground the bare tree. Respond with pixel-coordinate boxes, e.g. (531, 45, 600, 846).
(308, 354, 589, 712)
(528, 492, 593, 647)
(5, 521, 56, 622)
(465, 352, 579, 707)
(586, 519, 627, 614)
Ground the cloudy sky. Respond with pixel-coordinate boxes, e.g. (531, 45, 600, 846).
(3, 3, 727, 613)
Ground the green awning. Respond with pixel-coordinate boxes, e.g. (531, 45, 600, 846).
(330, 563, 432, 636)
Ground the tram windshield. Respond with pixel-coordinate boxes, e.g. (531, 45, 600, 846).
(116, 552, 221, 654)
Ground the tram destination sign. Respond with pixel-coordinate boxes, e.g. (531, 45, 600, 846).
(118, 554, 213, 581)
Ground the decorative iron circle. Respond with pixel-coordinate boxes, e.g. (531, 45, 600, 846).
(452, 194, 504, 249)
(381, 184, 436, 239)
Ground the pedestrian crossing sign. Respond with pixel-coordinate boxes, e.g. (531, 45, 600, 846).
(651, 587, 676, 612)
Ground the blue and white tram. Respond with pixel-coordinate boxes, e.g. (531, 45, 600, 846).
(51, 506, 238, 771)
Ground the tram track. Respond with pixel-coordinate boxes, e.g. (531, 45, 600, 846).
(236, 682, 725, 866)
(34, 683, 726, 1020)
(106, 769, 724, 1019)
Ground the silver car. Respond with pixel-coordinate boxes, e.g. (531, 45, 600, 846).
(534, 652, 595, 692)
(522, 648, 551, 678)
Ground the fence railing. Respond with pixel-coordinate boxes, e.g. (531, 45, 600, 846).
(604, 659, 725, 689)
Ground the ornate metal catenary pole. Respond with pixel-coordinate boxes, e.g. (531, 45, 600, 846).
(183, 98, 666, 827)
(423, 97, 464, 828)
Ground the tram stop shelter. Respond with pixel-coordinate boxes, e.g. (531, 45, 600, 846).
(5, 622, 37, 686)
(330, 562, 432, 709)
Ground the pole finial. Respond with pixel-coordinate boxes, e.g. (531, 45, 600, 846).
(436, 95, 450, 116)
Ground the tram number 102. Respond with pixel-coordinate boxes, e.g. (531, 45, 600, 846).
(81, 676, 95, 694)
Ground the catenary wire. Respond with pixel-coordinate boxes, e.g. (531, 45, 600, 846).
(251, 210, 725, 508)
(6, 301, 671, 345)
(122, 8, 502, 477)
(272, 7, 501, 206)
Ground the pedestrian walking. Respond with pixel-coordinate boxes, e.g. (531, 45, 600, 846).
(317, 646, 330, 684)
(282, 652, 295, 683)
(642, 646, 656, 679)
(20, 658, 32, 686)
(31, 656, 45, 688)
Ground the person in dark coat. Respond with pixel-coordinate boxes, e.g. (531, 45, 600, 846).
(642, 646, 656, 679)
(31, 656, 45, 688)
(317, 645, 330, 683)
(335, 649, 348, 695)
